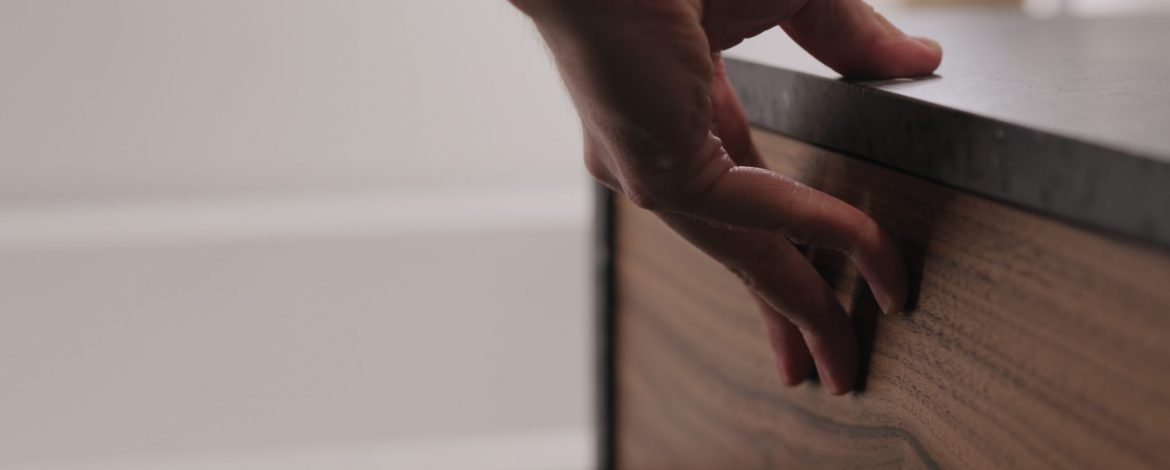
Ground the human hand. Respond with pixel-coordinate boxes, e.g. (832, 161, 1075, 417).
(511, 0, 941, 394)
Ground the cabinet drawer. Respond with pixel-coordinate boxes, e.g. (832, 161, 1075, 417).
(605, 129, 1170, 469)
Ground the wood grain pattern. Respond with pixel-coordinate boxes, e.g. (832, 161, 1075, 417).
(612, 129, 1170, 469)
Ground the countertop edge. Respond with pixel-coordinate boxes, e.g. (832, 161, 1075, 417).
(725, 58, 1170, 248)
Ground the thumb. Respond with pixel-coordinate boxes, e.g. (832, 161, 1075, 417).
(781, 0, 942, 78)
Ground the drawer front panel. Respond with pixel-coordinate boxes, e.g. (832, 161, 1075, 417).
(612, 129, 1170, 469)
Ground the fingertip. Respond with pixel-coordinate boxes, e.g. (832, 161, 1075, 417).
(874, 286, 899, 316)
(858, 35, 942, 79)
(811, 353, 856, 395)
(775, 351, 814, 386)
(879, 302, 895, 316)
(875, 269, 908, 316)
(910, 36, 944, 74)
(850, 224, 909, 316)
(778, 366, 807, 387)
(782, 0, 944, 79)
(761, 303, 816, 387)
(828, 384, 853, 396)
(912, 36, 942, 54)
(821, 367, 855, 396)
(885, 246, 911, 315)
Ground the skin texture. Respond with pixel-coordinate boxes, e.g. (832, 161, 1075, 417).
(510, 0, 942, 394)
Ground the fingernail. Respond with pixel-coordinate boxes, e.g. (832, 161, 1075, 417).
(779, 367, 804, 387)
(873, 287, 899, 316)
(814, 363, 846, 395)
(912, 36, 942, 53)
(774, 357, 802, 387)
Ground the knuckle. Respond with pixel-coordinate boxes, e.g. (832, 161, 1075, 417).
(583, 153, 611, 183)
(623, 183, 668, 211)
(845, 216, 878, 257)
(602, 126, 736, 213)
(705, 19, 776, 51)
(622, 144, 736, 213)
(700, 3, 790, 51)
(620, 177, 695, 212)
(617, 173, 685, 212)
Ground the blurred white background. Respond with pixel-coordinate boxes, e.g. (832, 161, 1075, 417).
(1, 1, 590, 469)
(3, 0, 1167, 469)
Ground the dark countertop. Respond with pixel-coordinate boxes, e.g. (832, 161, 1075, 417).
(725, 9, 1170, 246)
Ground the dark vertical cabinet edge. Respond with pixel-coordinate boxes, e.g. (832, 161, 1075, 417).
(594, 184, 617, 470)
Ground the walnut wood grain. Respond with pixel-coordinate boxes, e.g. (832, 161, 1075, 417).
(612, 129, 1170, 469)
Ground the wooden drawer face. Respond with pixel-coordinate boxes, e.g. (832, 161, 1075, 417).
(610, 129, 1170, 469)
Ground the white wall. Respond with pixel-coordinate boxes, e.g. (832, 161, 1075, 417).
(1, 1, 592, 469)
(0, 0, 585, 202)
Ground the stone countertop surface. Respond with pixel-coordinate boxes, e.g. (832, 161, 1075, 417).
(725, 9, 1170, 246)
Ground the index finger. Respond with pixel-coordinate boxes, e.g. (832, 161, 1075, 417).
(781, 0, 943, 78)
